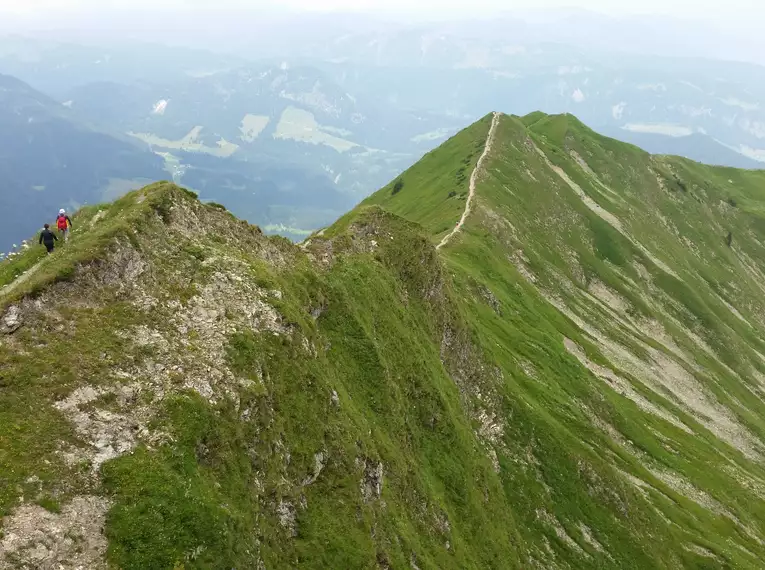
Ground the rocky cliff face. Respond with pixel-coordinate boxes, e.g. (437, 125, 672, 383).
(0, 182, 517, 569)
(2, 111, 765, 570)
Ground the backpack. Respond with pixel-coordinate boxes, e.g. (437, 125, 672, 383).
(57, 215, 68, 231)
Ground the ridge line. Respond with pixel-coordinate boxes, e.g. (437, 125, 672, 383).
(437, 112, 501, 250)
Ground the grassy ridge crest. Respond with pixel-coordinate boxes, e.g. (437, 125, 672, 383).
(2, 111, 765, 568)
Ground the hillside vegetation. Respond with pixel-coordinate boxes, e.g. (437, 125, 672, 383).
(0, 73, 166, 252)
(1, 111, 765, 569)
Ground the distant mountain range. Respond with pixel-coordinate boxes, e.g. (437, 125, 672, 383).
(595, 127, 764, 170)
(6, 9, 762, 65)
(308, 49, 765, 167)
(3, 111, 765, 568)
(63, 65, 453, 152)
(0, 31, 764, 250)
(0, 36, 244, 98)
(0, 73, 165, 251)
(57, 63, 464, 237)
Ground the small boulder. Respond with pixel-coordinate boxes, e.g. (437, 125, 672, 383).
(360, 460, 384, 502)
(1, 305, 23, 334)
(277, 500, 297, 537)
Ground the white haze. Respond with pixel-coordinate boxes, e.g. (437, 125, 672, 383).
(0, 0, 763, 65)
(1, 0, 762, 19)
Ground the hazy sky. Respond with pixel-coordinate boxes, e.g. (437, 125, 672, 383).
(0, 0, 761, 19)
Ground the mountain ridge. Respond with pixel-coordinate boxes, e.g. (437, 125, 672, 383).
(437, 111, 500, 250)
(2, 111, 765, 569)
(595, 126, 765, 171)
(0, 73, 166, 253)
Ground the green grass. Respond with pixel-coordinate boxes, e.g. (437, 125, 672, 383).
(362, 113, 493, 241)
(359, 111, 765, 567)
(3, 112, 765, 569)
(102, 393, 261, 570)
(0, 300, 143, 517)
(0, 181, 253, 522)
(0, 180, 182, 305)
(36, 496, 62, 514)
(83, 206, 526, 569)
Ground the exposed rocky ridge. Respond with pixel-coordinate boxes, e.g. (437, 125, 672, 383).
(0, 183, 520, 569)
(2, 108, 765, 570)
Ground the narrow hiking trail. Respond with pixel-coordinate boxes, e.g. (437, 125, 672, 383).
(437, 112, 501, 250)
(0, 259, 44, 299)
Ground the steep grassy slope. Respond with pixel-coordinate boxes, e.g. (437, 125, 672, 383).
(364, 113, 494, 241)
(2, 110, 765, 570)
(370, 111, 765, 568)
(0, 183, 524, 569)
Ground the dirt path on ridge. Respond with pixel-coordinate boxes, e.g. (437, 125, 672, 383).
(0, 260, 44, 299)
(437, 111, 500, 250)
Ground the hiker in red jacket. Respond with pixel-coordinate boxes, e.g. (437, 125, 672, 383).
(56, 209, 72, 241)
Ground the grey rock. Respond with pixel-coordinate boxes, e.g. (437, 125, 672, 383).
(1, 305, 23, 334)
(277, 500, 297, 537)
(302, 451, 327, 486)
(361, 460, 384, 502)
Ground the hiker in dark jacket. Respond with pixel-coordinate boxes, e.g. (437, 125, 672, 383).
(39, 223, 58, 254)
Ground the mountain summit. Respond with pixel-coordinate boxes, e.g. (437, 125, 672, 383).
(1, 112, 765, 569)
